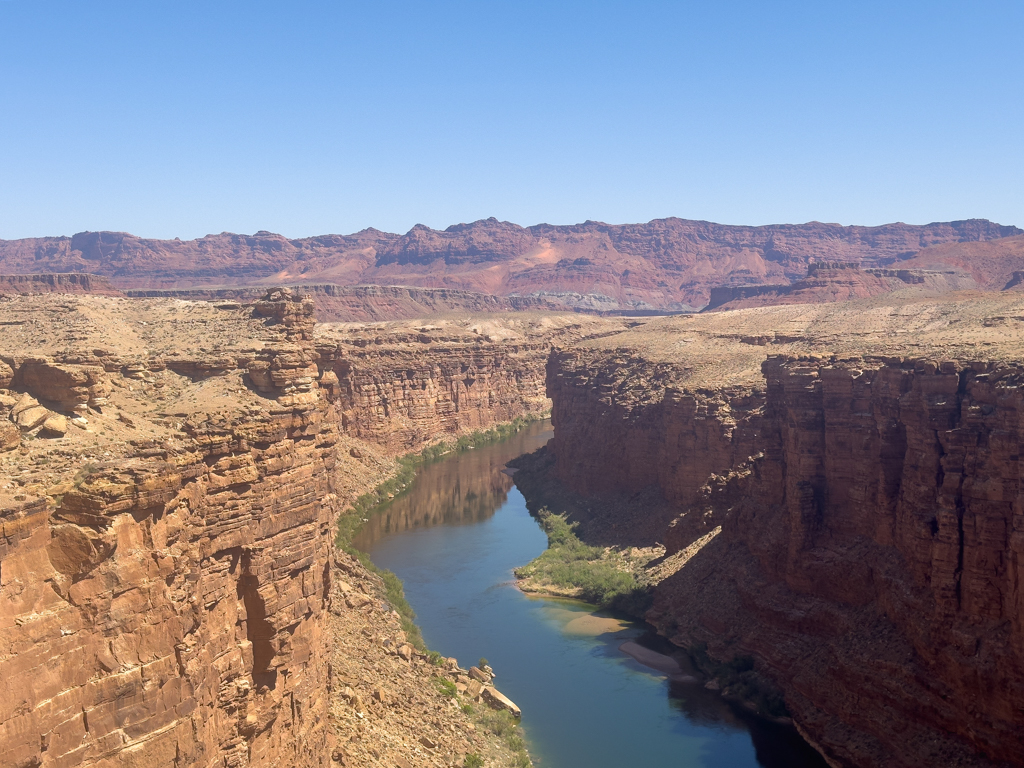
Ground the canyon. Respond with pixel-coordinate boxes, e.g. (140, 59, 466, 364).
(3, 279, 1024, 767)
(0, 291, 609, 768)
(1, 218, 1021, 311)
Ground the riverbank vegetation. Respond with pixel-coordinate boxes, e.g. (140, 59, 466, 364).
(337, 413, 547, 549)
(467, 707, 531, 768)
(334, 415, 544, 763)
(514, 508, 653, 614)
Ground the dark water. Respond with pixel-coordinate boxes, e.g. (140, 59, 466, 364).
(354, 421, 828, 768)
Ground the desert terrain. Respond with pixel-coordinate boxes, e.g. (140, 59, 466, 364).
(1, 217, 1021, 311)
(0, 290, 617, 768)
(2, 279, 1024, 767)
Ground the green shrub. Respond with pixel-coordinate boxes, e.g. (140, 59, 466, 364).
(477, 707, 517, 737)
(463, 754, 484, 768)
(515, 508, 650, 609)
(434, 677, 458, 698)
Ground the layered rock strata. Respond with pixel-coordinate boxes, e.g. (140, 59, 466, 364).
(0, 272, 122, 295)
(315, 315, 618, 453)
(126, 284, 563, 322)
(1, 218, 1018, 308)
(540, 295, 1024, 768)
(0, 292, 340, 768)
(703, 261, 978, 312)
(0, 293, 592, 768)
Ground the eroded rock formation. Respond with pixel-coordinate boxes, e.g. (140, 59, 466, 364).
(0, 273, 122, 296)
(1, 218, 1018, 309)
(704, 261, 978, 312)
(0, 291, 339, 768)
(539, 295, 1024, 768)
(126, 284, 563, 322)
(0, 292, 593, 768)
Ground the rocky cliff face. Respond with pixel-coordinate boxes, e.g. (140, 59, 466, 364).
(126, 284, 563, 322)
(314, 315, 618, 454)
(1, 218, 1018, 309)
(541, 298, 1024, 768)
(323, 342, 549, 453)
(0, 272, 122, 295)
(0, 293, 339, 768)
(0, 293, 588, 768)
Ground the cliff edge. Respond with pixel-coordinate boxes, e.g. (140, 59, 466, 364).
(539, 293, 1024, 768)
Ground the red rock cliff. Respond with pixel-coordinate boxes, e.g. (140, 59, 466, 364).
(2, 218, 1018, 309)
(0, 298, 338, 767)
(0, 294, 575, 768)
(546, 341, 1024, 768)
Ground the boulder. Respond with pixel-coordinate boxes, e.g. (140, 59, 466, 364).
(39, 413, 68, 437)
(11, 393, 39, 418)
(482, 686, 521, 718)
(15, 404, 51, 431)
(465, 679, 483, 700)
(19, 359, 110, 412)
(468, 666, 491, 684)
(0, 421, 19, 451)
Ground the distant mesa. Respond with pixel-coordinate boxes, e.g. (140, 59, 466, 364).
(1, 218, 1021, 312)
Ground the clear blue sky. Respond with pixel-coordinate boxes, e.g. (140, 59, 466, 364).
(1, 0, 1021, 239)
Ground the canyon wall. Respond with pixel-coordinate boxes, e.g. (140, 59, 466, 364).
(126, 284, 564, 322)
(0, 292, 567, 768)
(0, 273, 122, 296)
(547, 350, 761, 512)
(0, 297, 339, 768)
(703, 262, 978, 312)
(545, 341, 1024, 767)
(323, 341, 550, 453)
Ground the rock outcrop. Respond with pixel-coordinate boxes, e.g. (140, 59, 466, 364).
(127, 284, 564, 322)
(0, 292, 583, 768)
(1, 218, 1018, 308)
(538, 296, 1024, 768)
(0, 291, 340, 768)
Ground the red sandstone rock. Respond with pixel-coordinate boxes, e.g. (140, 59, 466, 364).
(127, 284, 565, 322)
(546, 343, 1024, 768)
(704, 261, 978, 311)
(0, 218, 1017, 308)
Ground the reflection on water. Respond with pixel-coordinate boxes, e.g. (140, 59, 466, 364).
(361, 419, 828, 768)
(353, 421, 553, 550)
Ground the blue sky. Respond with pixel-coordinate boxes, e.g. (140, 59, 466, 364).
(1, 1, 1021, 239)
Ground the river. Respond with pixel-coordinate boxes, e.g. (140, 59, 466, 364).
(353, 420, 828, 768)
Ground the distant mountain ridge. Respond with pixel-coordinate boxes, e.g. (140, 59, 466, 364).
(0, 217, 1019, 309)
